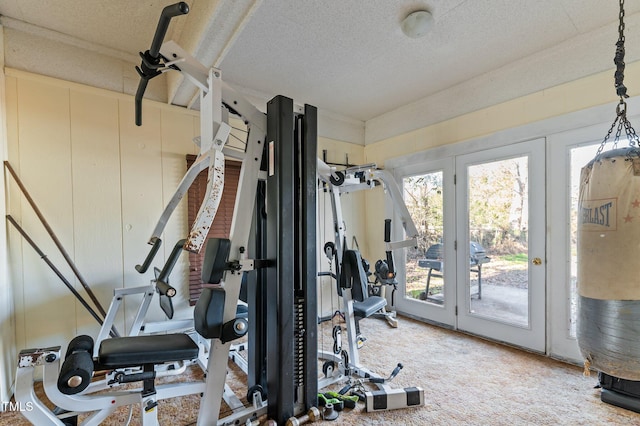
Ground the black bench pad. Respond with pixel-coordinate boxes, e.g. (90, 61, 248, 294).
(99, 334, 199, 368)
(353, 296, 387, 318)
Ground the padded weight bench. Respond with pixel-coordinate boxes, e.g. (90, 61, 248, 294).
(99, 334, 199, 368)
(96, 334, 199, 416)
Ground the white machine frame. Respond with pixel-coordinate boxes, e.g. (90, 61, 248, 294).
(317, 160, 425, 412)
(14, 23, 269, 425)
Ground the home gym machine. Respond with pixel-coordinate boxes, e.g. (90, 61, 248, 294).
(319, 161, 420, 328)
(141, 35, 319, 424)
(136, 7, 319, 424)
(14, 3, 318, 425)
(317, 161, 424, 412)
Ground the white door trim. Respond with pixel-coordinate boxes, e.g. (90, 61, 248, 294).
(546, 122, 614, 363)
(394, 157, 456, 327)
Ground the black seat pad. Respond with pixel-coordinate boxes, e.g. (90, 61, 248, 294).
(353, 296, 386, 318)
(99, 334, 198, 368)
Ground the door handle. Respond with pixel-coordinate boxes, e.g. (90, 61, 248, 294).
(532, 257, 542, 266)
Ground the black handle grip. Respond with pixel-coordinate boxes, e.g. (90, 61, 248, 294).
(156, 239, 186, 283)
(386, 250, 395, 275)
(384, 219, 391, 242)
(338, 384, 352, 395)
(384, 219, 394, 275)
(135, 2, 189, 126)
(389, 363, 403, 380)
(135, 237, 162, 273)
(150, 2, 189, 58)
(134, 77, 149, 127)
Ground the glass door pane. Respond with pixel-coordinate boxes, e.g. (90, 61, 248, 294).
(547, 127, 604, 362)
(404, 171, 445, 305)
(395, 157, 456, 328)
(467, 157, 530, 327)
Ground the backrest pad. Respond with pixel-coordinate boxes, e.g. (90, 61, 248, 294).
(341, 250, 368, 302)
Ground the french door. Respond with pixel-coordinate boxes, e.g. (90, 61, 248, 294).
(547, 124, 604, 362)
(395, 158, 457, 327)
(397, 138, 546, 353)
(455, 139, 545, 352)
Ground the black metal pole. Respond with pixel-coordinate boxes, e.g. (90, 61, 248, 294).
(3, 161, 114, 333)
(6, 215, 117, 337)
(301, 104, 318, 410)
(266, 96, 296, 424)
(248, 179, 268, 392)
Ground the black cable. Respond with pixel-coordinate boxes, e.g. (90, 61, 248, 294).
(230, 125, 248, 133)
(230, 132, 248, 146)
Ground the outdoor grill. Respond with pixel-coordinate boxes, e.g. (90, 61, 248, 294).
(418, 242, 490, 301)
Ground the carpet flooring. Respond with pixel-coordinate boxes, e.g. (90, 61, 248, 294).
(2, 314, 640, 425)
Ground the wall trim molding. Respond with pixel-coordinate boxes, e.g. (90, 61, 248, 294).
(5, 68, 199, 117)
(0, 16, 139, 64)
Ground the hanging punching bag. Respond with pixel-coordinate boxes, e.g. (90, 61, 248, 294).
(577, 147, 640, 380)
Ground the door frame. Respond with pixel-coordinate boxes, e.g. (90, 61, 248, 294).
(384, 100, 640, 359)
(547, 123, 609, 362)
(391, 138, 547, 353)
(393, 157, 457, 328)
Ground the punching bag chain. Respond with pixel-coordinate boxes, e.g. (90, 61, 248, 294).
(596, 0, 640, 159)
(615, 0, 628, 99)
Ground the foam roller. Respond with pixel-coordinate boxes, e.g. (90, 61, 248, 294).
(65, 334, 94, 358)
(57, 350, 94, 395)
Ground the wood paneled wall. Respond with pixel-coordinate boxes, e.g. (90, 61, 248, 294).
(5, 69, 199, 356)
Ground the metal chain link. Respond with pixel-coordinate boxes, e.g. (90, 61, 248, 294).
(614, 117, 623, 149)
(625, 117, 640, 144)
(596, 0, 640, 158)
(619, 0, 626, 42)
(615, 0, 628, 98)
(595, 115, 620, 158)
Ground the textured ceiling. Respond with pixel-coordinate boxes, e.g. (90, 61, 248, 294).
(0, 0, 191, 58)
(217, 0, 640, 121)
(2, 0, 640, 128)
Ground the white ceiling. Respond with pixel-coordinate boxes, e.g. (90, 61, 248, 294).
(2, 0, 640, 143)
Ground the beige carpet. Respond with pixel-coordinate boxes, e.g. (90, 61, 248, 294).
(2, 315, 640, 425)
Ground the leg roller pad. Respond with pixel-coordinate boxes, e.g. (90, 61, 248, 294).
(57, 350, 94, 395)
(65, 335, 94, 357)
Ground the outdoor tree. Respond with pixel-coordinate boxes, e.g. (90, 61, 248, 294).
(468, 157, 528, 253)
(404, 172, 443, 259)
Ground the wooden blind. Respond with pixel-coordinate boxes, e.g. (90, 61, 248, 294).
(186, 154, 242, 305)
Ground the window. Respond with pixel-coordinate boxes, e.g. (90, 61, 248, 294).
(186, 155, 241, 304)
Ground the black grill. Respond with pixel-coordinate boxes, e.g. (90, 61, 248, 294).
(419, 243, 443, 271)
(418, 242, 489, 270)
(417, 242, 490, 301)
(469, 241, 490, 266)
